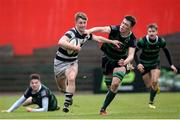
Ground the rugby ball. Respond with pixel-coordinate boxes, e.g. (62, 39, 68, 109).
(67, 38, 79, 54)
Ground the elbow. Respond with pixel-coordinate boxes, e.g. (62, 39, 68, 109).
(58, 40, 62, 45)
(42, 107, 48, 112)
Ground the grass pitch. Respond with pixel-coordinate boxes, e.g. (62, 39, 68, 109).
(0, 92, 179, 119)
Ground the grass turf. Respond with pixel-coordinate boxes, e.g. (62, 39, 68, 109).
(0, 92, 179, 119)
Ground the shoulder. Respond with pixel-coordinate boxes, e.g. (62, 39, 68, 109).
(110, 25, 119, 31)
(41, 84, 50, 93)
(137, 37, 146, 46)
(158, 37, 166, 47)
(24, 87, 32, 97)
(41, 84, 49, 91)
(130, 32, 137, 40)
(138, 37, 146, 42)
(109, 25, 120, 37)
(65, 28, 76, 39)
(158, 37, 166, 43)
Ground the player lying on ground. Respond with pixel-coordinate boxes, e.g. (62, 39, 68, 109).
(2, 73, 59, 112)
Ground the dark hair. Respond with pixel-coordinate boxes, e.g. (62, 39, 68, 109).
(75, 12, 88, 21)
(125, 15, 136, 27)
(147, 23, 158, 30)
(29, 73, 40, 80)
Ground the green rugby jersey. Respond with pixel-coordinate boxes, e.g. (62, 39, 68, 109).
(24, 84, 58, 111)
(137, 36, 166, 67)
(101, 25, 136, 61)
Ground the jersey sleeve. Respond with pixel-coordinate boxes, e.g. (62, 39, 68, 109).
(7, 95, 27, 112)
(64, 29, 75, 39)
(86, 33, 93, 40)
(137, 38, 144, 49)
(129, 34, 136, 48)
(109, 25, 119, 39)
(160, 37, 166, 48)
(24, 87, 31, 98)
(40, 90, 49, 98)
(110, 25, 118, 31)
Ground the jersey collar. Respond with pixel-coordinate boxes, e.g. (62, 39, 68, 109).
(146, 35, 158, 45)
(120, 31, 132, 38)
(31, 84, 42, 94)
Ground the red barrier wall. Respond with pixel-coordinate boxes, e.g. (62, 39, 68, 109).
(0, 0, 180, 55)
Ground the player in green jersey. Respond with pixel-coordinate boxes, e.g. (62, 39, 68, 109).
(86, 15, 137, 115)
(2, 73, 59, 112)
(135, 23, 177, 109)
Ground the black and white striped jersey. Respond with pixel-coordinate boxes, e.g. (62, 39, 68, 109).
(55, 27, 92, 62)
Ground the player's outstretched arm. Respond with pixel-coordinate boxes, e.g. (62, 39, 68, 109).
(2, 95, 27, 112)
(92, 35, 121, 48)
(85, 26, 111, 34)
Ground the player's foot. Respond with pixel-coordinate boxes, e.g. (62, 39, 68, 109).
(63, 107, 69, 113)
(99, 109, 108, 115)
(62, 103, 70, 113)
(149, 103, 156, 109)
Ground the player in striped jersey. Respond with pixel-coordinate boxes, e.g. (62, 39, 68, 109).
(135, 23, 177, 109)
(86, 15, 137, 115)
(54, 12, 120, 113)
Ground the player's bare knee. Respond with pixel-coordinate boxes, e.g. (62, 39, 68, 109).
(150, 81, 158, 90)
(111, 82, 119, 90)
(60, 88, 66, 93)
(111, 85, 119, 93)
(152, 81, 158, 86)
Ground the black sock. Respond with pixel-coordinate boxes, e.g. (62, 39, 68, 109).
(101, 90, 116, 110)
(149, 88, 157, 104)
(64, 92, 73, 107)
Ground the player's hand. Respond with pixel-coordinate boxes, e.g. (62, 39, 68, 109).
(170, 65, 178, 73)
(1, 110, 10, 113)
(26, 107, 33, 112)
(118, 59, 125, 66)
(112, 40, 123, 48)
(137, 64, 144, 73)
(75, 44, 81, 52)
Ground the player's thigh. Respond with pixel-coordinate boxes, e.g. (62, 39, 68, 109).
(65, 62, 78, 81)
(142, 72, 151, 87)
(150, 69, 160, 82)
(55, 74, 66, 91)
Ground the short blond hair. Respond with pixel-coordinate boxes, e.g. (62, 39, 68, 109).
(74, 12, 88, 21)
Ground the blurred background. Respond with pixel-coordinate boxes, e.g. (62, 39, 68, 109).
(0, 0, 180, 93)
